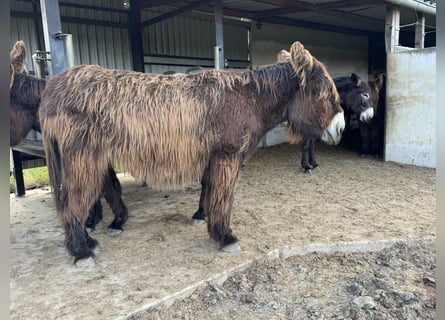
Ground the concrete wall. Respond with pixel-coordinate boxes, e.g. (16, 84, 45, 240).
(385, 47, 436, 168)
(250, 23, 369, 78)
(250, 23, 369, 147)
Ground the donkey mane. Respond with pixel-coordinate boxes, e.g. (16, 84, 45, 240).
(240, 62, 296, 95)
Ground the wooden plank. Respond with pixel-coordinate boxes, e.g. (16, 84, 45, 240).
(415, 12, 425, 49)
(385, 4, 400, 53)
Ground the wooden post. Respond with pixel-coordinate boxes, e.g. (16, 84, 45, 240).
(415, 13, 425, 49)
(385, 5, 400, 53)
(214, 0, 224, 69)
(39, 0, 66, 76)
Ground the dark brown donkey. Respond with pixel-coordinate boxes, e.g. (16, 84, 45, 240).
(299, 73, 375, 174)
(9, 40, 128, 235)
(358, 72, 386, 157)
(39, 41, 345, 265)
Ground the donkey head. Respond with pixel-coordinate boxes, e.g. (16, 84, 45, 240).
(341, 73, 374, 123)
(285, 41, 344, 146)
(367, 72, 386, 118)
(9, 41, 42, 147)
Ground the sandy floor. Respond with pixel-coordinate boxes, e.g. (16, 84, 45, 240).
(10, 143, 436, 320)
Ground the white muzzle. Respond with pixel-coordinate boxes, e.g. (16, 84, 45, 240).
(321, 112, 345, 145)
(360, 107, 374, 122)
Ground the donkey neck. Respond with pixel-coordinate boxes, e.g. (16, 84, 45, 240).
(11, 72, 46, 130)
(242, 62, 298, 131)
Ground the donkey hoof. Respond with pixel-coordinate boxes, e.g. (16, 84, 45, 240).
(221, 242, 241, 253)
(106, 228, 123, 237)
(313, 166, 321, 171)
(75, 256, 96, 268)
(304, 169, 313, 175)
(192, 219, 205, 226)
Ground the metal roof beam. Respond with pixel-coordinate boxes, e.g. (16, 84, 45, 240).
(254, 0, 384, 26)
(317, 0, 386, 10)
(141, 0, 212, 27)
(261, 15, 372, 36)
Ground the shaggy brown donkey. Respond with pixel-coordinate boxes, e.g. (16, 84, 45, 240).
(9, 40, 128, 234)
(39, 41, 345, 265)
(277, 50, 374, 174)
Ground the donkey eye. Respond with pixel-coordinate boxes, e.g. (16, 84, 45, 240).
(362, 93, 369, 99)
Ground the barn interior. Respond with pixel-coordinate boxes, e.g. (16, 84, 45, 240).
(9, 1, 437, 319)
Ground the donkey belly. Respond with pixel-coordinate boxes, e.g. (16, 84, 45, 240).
(115, 133, 210, 189)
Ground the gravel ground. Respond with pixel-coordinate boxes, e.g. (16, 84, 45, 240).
(135, 238, 435, 320)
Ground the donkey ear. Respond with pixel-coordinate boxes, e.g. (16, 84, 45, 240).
(10, 40, 26, 73)
(350, 73, 361, 86)
(289, 41, 314, 88)
(374, 73, 385, 90)
(276, 50, 291, 63)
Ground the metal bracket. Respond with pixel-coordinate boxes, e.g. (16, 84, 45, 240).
(53, 31, 68, 40)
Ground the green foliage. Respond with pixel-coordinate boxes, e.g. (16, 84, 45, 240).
(10, 167, 49, 193)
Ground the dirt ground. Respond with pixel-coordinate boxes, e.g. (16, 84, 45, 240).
(10, 143, 436, 320)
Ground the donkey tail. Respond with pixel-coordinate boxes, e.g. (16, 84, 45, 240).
(45, 138, 66, 212)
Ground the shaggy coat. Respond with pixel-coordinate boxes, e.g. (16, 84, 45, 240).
(39, 41, 345, 263)
(277, 49, 374, 173)
(9, 40, 128, 232)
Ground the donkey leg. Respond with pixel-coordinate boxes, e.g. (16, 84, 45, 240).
(61, 157, 107, 265)
(359, 124, 370, 157)
(300, 138, 313, 174)
(370, 125, 380, 157)
(61, 189, 101, 265)
(64, 218, 97, 262)
(204, 152, 241, 252)
(192, 166, 209, 226)
(85, 199, 103, 230)
(102, 165, 128, 236)
(308, 139, 320, 171)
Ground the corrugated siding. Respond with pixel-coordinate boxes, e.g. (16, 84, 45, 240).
(11, 1, 249, 74)
(62, 22, 132, 70)
(142, 10, 249, 61)
(10, 18, 41, 73)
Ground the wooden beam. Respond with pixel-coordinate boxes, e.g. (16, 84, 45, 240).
(385, 4, 400, 53)
(415, 12, 425, 49)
